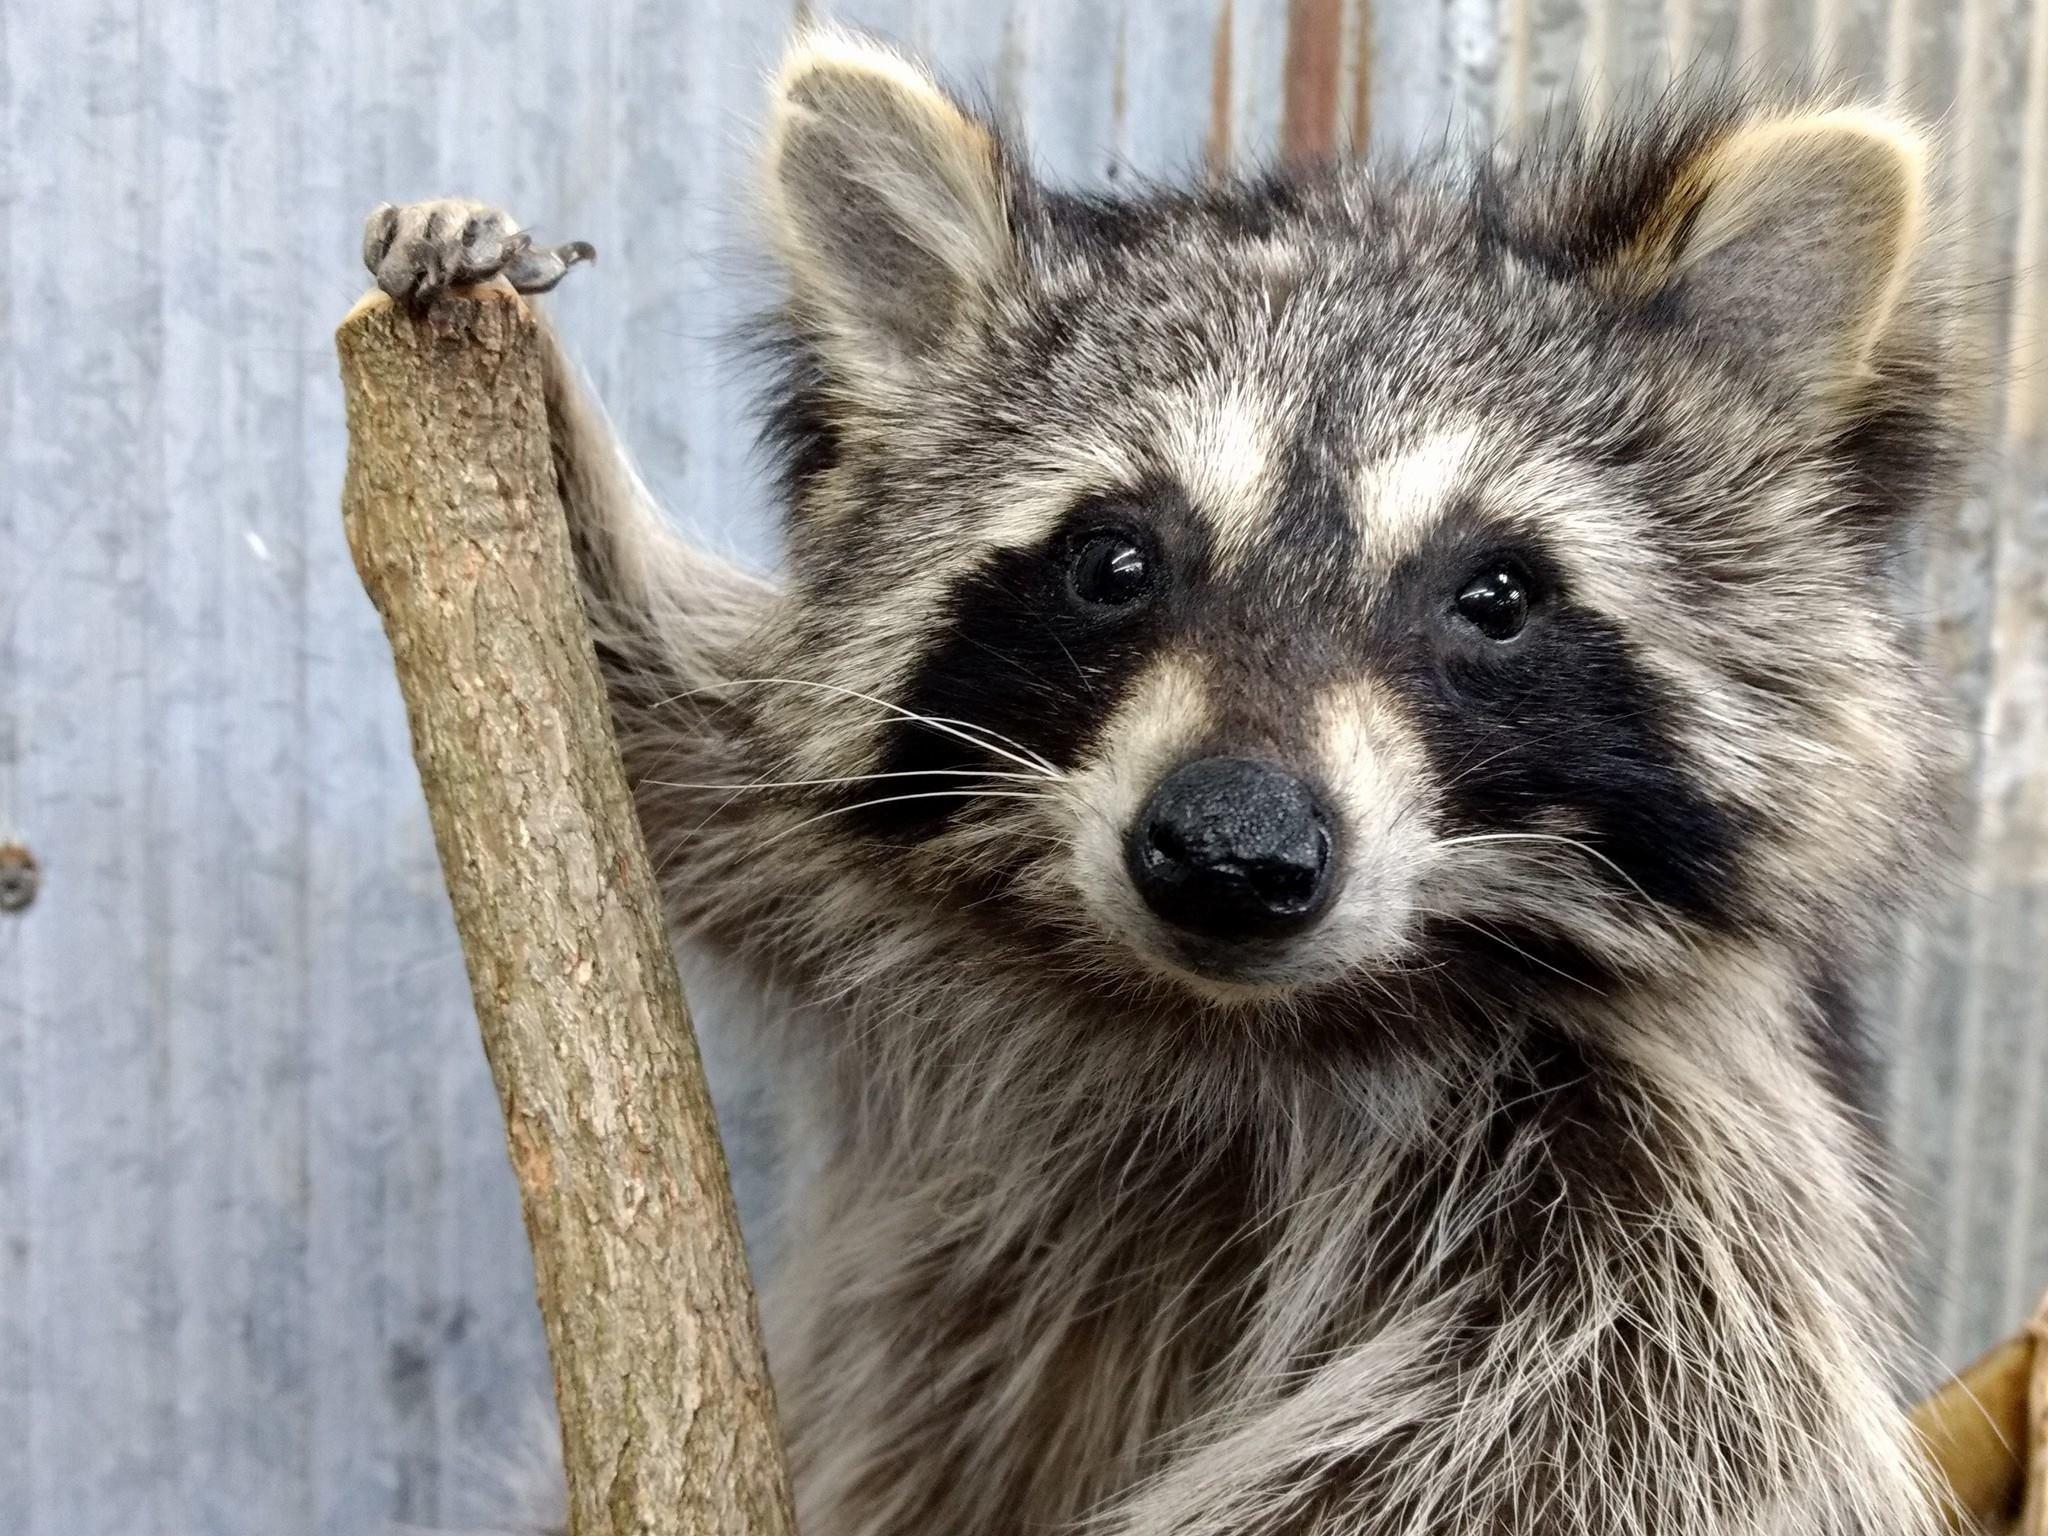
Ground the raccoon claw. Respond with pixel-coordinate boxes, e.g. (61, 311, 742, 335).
(362, 199, 594, 306)
(500, 237, 595, 296)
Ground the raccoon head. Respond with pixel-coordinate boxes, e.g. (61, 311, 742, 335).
(743, 29, 1960, 1013)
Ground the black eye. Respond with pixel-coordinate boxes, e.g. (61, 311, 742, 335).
(1454, 564, 1530, 641)
(1067, 532, 1153, 608)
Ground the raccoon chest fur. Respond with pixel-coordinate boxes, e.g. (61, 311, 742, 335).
(769, 1126, 1260, 1534)
(735, 961, 1920, 1536)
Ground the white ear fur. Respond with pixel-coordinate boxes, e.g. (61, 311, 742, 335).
(1629, 108, 1932, 392)
(762, 26, 1015, 379)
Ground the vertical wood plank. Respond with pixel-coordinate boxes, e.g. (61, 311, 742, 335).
(1015, 0, 1124, 183)
(1121, 0, 1228, 178)
(1812, 0, 1894, 84)
(1282, 0, 1346, 160)
(9, 0, 164, 1527)
(155, 0, 320, 1526)
(0, 0, 26, 1520)
(1370, 0, 1454, 152)
(1449, 0, 1504, 134)
(1891, 0, 2037, 1370)
(1502, 0, 1587, 131)
(1209, 0, 1237, 172)
(1999, 60, 2048, 1218)
(0, 0, 26, 1518)
(1222, 0, 1296, 167)
(1934, 0, 2048, 1363)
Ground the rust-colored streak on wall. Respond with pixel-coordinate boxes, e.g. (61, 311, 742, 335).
(1282, 0, 1347, 160)
(1208, 0, 1237, 175)
(2006, 0, 2048, 447)
(1350, 0, 1374, 152)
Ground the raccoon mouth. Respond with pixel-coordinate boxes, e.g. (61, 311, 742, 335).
(1134, 928, 1332, 997)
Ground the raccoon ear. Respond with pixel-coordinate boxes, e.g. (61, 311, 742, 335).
(1620, 109, 1930, 396)
(763, 27, 1017, 381)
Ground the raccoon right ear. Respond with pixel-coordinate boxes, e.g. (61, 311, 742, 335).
(1613, 107, 1931, 401)
(763, 27, 1018, 383)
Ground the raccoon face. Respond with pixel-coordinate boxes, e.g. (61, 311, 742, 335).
(749, 30, 1954, 1005)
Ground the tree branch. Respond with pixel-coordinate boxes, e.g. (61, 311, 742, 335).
(336, 283, 796, 1536)
(2022, 1289, 2048, 1536)
(1911, 1294, 2045, 1533)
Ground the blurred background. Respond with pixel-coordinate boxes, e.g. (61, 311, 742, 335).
(2, 0, 2044, 1532)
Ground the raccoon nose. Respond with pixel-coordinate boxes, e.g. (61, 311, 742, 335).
(1127, 757, 1336, 941)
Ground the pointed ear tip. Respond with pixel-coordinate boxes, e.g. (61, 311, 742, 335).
(1818, 105, 1932, 178)
(772, 23, 946, 111)
(1739, 105, 1934, 196)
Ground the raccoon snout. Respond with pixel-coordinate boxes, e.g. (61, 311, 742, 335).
(1126, 758, 1337, 941)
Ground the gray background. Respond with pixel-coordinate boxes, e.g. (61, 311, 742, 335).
(2, 0, 2044, 1531)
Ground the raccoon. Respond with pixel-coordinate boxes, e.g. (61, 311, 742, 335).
(364, 26, 1973, 1536)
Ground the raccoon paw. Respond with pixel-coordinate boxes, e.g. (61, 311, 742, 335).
(362, 199, 594, 306)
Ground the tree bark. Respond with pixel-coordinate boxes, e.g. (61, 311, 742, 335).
(2023, 1289, 2048, 1536)
(1911, 1291, 2048, 1534)
(336, 283, 797, 1536)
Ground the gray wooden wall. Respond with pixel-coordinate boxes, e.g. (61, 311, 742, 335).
(2, 0, 2043, 1531)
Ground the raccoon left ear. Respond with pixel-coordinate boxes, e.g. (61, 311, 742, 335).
(1620, 109, 1930, 396)
(762, 27, 1018, 384)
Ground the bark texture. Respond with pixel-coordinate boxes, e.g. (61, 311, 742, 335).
(2024, 1290, 2048, 1536)
(336, 284, 796, 1536)
(1910, 1290, 2048, 1533)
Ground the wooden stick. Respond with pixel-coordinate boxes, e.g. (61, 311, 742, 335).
(336, 284, 797, 1536)
(2022, 1289, 2048, 1535)
(1916, 1330, 2033, 1531)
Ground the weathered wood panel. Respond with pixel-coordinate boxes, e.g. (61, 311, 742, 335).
(0, 1, 2040, 1531)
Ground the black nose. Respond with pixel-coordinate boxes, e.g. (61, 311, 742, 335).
(1126, 757, 1337, 941)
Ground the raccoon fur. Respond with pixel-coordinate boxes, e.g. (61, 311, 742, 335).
(364, 26, 1974, 1536)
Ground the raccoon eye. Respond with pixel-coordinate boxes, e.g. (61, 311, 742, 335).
(1067, 532, 1153, 609)
(1454, 564, 1530, 641)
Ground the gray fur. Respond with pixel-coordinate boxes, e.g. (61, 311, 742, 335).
(367, 28, 1974, 1536)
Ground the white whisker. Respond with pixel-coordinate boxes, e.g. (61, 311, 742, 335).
(913, 714, 1062, 777)
(752, 789, 1047, 854)
(648, 768, 1044, 792)
(663, 676, 1063, 780)
(1436, 830, 1667, 913)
